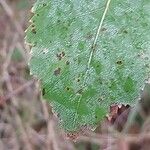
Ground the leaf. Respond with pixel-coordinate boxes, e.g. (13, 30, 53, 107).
(25, 0, 150, 131)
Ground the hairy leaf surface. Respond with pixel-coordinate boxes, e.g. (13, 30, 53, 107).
(26, 0, 150, 131)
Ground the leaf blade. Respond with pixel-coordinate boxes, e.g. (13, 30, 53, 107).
(26, 0, 150, 131)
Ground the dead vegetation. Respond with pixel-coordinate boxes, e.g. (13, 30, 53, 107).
(0, 0, 150, 150)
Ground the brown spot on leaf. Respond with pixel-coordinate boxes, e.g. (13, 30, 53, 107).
(101, 27, 107, 32)
(43, 3, 47, 6)
(42, 88, 45, 96)
(56, 52, 65, 60)
(116, 60, 123, 65)
(62, 51, 65, 57)
(31, 24, 35, 28)
(77, 79, 80, 82)
(66, 87, 70, 91)
(66, 61, 70, 65)
(32, 28, 36, 34)
(91, 44, 97, 51)
(56, 54, 61, 60)
(54, 68, 61, 76)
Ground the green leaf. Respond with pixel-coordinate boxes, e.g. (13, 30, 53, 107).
(26, 0, 150, 131)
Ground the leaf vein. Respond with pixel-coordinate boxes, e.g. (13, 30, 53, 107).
(73, 0, 112, 128)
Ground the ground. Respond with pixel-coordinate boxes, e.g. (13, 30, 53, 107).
(0, 0, 150, 150)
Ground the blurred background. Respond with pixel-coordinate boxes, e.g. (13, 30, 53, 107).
(0, 0, 150, 150)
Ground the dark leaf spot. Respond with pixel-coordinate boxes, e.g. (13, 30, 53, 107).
(116, 60, 123, 65)
(137, 53, 141, 57)
(56, 52, 65, 60)
(66, 87, 70, 91)
(32, 28, 36, 34)
(57, 20, 61, 23)
(77, 79, 80, 82)
(42, 88, 45, 96)
(31, 24, 35, 28)
(56, 54, 61, 60)
(98, 96, 104, 102)
(43, 3, 47, 6)
(101, 27, 107, 31)
(91, 44, 97, 51)
(66, 61, 70, 65)
(54, 68, 61, 76)
(123, 30, 128, 34)
(62, 51, 65, 57)
(57, 113, 60, 117)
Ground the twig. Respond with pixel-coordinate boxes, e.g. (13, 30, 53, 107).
(2, 35, 33, 150)
(49, 119, 61, 150)
(0, 0, 24, 36)
(0, 140, 4, 150)
(123, 101, 141, 133)
(26, 126, 46, 148)
(4, 79, 35, 101)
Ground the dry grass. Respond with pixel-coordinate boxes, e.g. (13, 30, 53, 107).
(0, 0, 150, 150)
